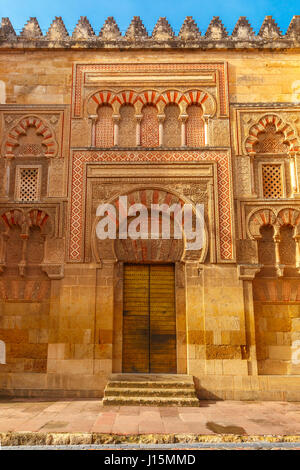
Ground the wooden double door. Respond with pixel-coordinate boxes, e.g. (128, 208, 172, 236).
(122, 264, 176, 373)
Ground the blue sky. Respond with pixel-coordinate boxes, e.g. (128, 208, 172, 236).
(0, 0, 299, 35)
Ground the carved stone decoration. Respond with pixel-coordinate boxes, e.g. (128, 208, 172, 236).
(248, 208, 276, 240)
(2, 115, 59, 158)
(258, 16, 282, 39)
(178, 17, 201, 41)
(254, 124, 289, 153)
(205, 16, 228, 39)
(86, 88, 216, 119)
(286, 15, 300, 39)
(2, 14, 300, 48)
(46, 17, 69, 41)
(125, 16, 148, 41)
(238, 264, 262, 280)
(91, 187, 208, 265)
(20, 17, 43, 39)
(0, 18, 16, 39)
(244, 114, 300, 154)
(246, 207, 300, 277)
(0, 208, 64, 279)
(99, 17, 122, 40)
(152, 17, 175, 41)
(72, 16, 95, 40)
(235, 157, 252, 196)
(277, 207, 300, 228)
(231, 16, 255, 41)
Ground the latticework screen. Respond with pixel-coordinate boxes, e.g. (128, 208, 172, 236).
(15, 167, 40, 202)
(262, 164, 283, 198)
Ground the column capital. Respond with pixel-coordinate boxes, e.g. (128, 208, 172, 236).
(179, 114, 188, 122)
(88, 114, 98, 122)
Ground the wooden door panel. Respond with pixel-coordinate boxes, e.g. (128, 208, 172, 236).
(150, 265, 176, 373)
(122, 265, 150, 373)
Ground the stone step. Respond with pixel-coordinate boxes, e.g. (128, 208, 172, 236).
(109, 373, 194, 383)
(103, 374, 199, 407)
(107, 381, 195, 389)
(104, 387, 198, 398)
(102, 396, 200, 407)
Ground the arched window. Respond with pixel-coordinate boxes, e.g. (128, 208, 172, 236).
(119, 105, 136, 147)
(140, 105, 159, 147)
(186, 104, 204, 147)
(245, 115, 299, 198)
(95, 105, 114, 147)
(163, 104, 181, 147)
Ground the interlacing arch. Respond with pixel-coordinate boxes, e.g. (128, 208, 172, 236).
(1, 209, 50, 236)
(247, 207, 300, 240)
(2, 115, 58, 157)
(87, 88, 216, 117)
(245, 114, 300, 154)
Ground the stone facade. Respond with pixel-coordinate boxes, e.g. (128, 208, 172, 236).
(0, 15, 300, 400)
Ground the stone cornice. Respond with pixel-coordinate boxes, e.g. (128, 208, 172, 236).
(0, 15, 300, 50)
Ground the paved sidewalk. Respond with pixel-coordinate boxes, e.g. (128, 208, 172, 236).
(0, 398, 300, 436)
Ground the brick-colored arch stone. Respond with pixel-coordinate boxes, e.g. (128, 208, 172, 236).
(3, 115, 58, 157)
(245, 114, 300, 154)
(247, 207, 277, 239)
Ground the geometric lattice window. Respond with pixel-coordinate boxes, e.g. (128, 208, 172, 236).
(95, 105, 114, 147)
(186, 104, 205, 147)
(164, 104, 181, 147)
(15, 166, 41, 202)
(262, 164, 283, 199)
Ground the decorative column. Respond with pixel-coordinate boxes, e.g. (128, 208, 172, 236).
(289, 151, 298, 195)
(112, 115, 120, 147)
(158, 114, 165, 147)
(179, 114, 188, 147)
(238, 265, 262, 376)
(88, 115, 98, 147)
(135, 114, 142, 146)
(273, 225, 284, 277)
(248, 152, 258, 197)
(18, 233, 28, 277)
(203, 114, 210, 146)
(294, 233, 300, 274)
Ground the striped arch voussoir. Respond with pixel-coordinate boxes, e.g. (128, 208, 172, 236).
(248, 208, 276, 239)
(1, 209, 50, 236)
(87, 88, 216, 116)
(1, 209, 24, 229)
(91, 90, 115, 107)
(3, 116, 58, 157)
(245, 114, 300, 154)
(277, 208, 300, 228)
(27, 209, 49, 231)
(135, 90, 161, 106)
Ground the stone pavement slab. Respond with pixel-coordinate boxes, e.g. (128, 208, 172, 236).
(0, 398, 300, 439)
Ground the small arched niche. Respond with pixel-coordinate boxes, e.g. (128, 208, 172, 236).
(95, 104, 114, 147)
(186, 104, 204, 147)
(140, 105, 159, 147)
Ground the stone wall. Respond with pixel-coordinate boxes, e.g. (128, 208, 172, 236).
(0, 14, 300, 399)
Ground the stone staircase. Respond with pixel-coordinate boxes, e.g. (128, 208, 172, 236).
(103, 373, 199, 406)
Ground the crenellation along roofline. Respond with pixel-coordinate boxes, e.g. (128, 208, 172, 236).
(0, 15, 299, 49)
